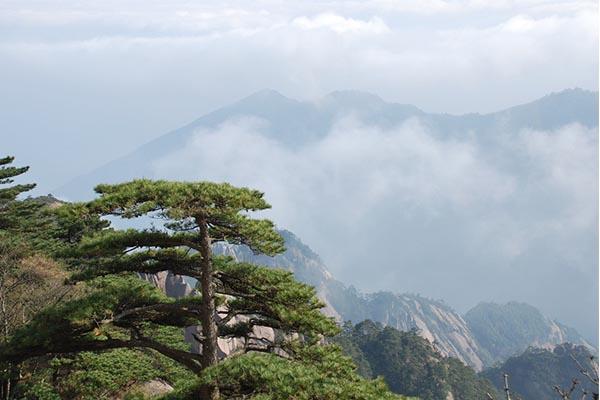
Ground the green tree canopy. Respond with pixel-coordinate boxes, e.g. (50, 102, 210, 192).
(0, 156, 36, 234)
(0, 156, 35, 202)
(335, 320, 501, 400)
(1, 179, 404, 399)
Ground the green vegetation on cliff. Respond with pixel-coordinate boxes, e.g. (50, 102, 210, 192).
(465, 302, 594, 366)
(482, 343, 598, 400)
(334, 320, 500, 400)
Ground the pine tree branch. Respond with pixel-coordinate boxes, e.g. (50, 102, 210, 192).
(1, 337, 204, 373)
(99, 302, 202, 325)
(571, 354, 600, 385)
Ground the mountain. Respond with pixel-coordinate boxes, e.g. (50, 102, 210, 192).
(147, 228, 594, 371)
(213, 230, 484, 368)
(465, 302, 596, 366)
(324, 284, 487, 370)
(334, 320, 501, 400)
(155, 230, 486, 369)
(481, 343, 599, 400)
(209, 230, 594, 371)
(213, 230, 341, 320)
(55, 87, 597, 369)
(146, 254, 598, 400)
(56, 88, 598, 200)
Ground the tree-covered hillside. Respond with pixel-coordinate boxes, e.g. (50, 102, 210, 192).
(465, 302, 595, 366)
(482, 343, 599, 400)
(334, 320, 501, 400)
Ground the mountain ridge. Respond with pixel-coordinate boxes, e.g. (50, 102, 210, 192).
(465, 301, 596, 366)
(56, 87, 599, 200)
(207, 229, 595, 371)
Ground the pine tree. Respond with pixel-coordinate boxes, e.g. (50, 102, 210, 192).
(0, 156, 35, 200)
(0, 180, 402, 399)
(0, 156, 36, 233)
(0, 156, 39, 399)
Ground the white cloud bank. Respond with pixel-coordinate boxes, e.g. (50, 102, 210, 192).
(292, 14, 390, 34)
(151, 116, 598, 339)
(154, 117, 515, 220)
(0, 1, 596, 114)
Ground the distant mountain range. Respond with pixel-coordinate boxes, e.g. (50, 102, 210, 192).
(57, 87, 598, 199)
(152, 230, 594, 371)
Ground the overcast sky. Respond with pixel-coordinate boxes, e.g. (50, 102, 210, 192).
(1, 0, 597, 192)
(1, 1, 598, 338)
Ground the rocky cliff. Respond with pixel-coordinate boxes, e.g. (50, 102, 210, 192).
(211, 230, 595, 370)
(140, 271, 194, 299)
(213, 230, 485, 369)
(148, 230, 594, 370)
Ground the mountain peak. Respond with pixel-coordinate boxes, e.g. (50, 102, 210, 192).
(323, 90, 385, 106)
(546, 87, 596, 97)
(534, 87, 598, 106)
(239, 88, 292, 103)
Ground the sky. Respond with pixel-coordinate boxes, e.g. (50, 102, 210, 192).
(1, 1, 598, 338)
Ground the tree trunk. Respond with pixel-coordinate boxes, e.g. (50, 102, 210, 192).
(197, 216, 219, 400)
(0, 287, 10, 400)
(503, 373, 511, 400)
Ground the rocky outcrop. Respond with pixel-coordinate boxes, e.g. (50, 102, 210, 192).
(140, 271, 194, 299)
(184, 317, 287, 360)
(142, 272, 282, 359)
(132, 379, 174, 397)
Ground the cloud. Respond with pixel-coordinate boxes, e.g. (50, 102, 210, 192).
(518, 124, 598, 231)
(152, 115, 597, 263)
(0, 1, 596, 115)
(465, 124, 598, 268)
(151, 115, 598, 339)
(153, 116, 514, 223)
(292, 14, 389, 34)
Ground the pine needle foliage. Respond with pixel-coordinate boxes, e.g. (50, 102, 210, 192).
(0, 156, 37, 235)
(1, 179, 403, 399)
(165, 345, 413, 400)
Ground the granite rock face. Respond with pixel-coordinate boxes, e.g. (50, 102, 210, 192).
(140, 271, 194, 299)
(212, 230, 486, 369)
